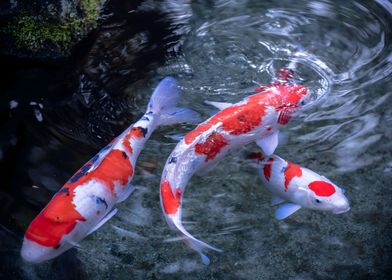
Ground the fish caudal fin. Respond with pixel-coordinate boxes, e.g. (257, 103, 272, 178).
(147, 77, 200, 126)
(167, 213, 222, 265)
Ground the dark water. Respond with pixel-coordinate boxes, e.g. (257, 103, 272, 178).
(1, 0, 391, 279)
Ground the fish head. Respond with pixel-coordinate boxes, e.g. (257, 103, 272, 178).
(21, 201, 86, 263)
(279, 83, 309, 109)
(267, 83, 309, 125)
(303, 180, 350, 214)
(21, 235, 73, 263)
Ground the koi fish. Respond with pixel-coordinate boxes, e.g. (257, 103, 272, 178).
(246, 151, 350, 219)
(21, 77, 199, 263)
(159, 69, 310, 264)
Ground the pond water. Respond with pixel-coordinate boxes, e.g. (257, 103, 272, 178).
(1, 0, 391, 279)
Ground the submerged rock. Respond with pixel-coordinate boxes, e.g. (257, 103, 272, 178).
(0, 0, 106, 58)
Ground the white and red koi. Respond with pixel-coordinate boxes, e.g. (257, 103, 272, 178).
(246, 151, 350, 219)
(21, 77, 199, 263)
(159, 69, 310, 264)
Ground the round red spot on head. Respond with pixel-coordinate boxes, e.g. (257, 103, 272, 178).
(308, 181, 336, 197)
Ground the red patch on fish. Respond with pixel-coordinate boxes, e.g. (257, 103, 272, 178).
(195, 132, 228, 161)
(122, 133, 134, 155)
(277, 108, 293, 125)
(161, 180, 182, 215)
(185, 104, 265, 144)
(130, 127, 145, 138)
(25, 188, 86, 247)
(308, 181, 336, 197)
(89, 149, 133, 193)
(222, 109, 265, 135)
(184, 83, 308, 144)
(284, 162, 302, 190)
(263, 157, 274, 181)
(25, 149, 133, 248)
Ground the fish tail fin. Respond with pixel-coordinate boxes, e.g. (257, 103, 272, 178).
(167, 213, 222, 265)
(147, 77, 200, 126)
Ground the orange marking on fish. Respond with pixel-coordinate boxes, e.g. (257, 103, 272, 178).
(25, 149, 133, 248)
(308, 181, 336, 197)
(194, 132, 228, 161)
(284, 162, 302, 190)
(25, 187, 86, 248)
(263, 157, 274, 181)
(185, 102, 265, 144)
(122, 133, 134, 155)
(161, 180, 182, 215)
(130, 127, 144, 138)
(184, 84, 307, 145)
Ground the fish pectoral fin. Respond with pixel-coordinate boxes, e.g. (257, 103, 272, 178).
(116, 184, 136, 203)
(275, 203, 301, 220)
(64, 238, 82, 249)
(271, 195, 286, 206)
(200, 253, 210, 265)
(256, 131, 279, 156)
(87, 208, 118, 236)
(204, 100, 233, 110)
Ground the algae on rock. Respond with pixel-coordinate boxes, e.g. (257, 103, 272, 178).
(0, 0, 104, 58)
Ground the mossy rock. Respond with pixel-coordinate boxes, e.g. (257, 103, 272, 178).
(0, 0, 105, 58)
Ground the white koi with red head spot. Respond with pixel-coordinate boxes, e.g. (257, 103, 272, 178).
(247, 151, 350, 220)
(159, 69, 310, 264)
(21, 77, 199, 263)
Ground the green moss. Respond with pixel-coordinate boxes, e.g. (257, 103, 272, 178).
(11, 16, 72, 52)
(3, 0, 102, 55)
(79, 0, 101, 27)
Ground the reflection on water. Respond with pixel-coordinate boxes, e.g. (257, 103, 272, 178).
(1, 0, 391, 279)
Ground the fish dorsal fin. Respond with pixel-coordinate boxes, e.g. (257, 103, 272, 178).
(205, 100, 233, 110)
(271, 194, 286, 206)
(256, 131, 279, 156)
(116, 185, 136, 203)
(87, 208, 118, 236)
(275, 203, 301, 220)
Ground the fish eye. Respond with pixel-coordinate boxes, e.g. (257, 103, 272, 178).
(315, 199, 321, 204)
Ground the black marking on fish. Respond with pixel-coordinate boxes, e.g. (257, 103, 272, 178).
(101, 144, 112, 152)
(122, 151, 128, 159)
(141, 116, 150, 121)
(68, 162, 92, 183)
(146, 111, 153, 115)
(169, 157, 177, 164)
(90, 154, 100, 164)
(96, 197, 108, 209)
(281, 166, 287, 173)
(139, 127, 148, 137)
(57, 187, 70, 196)
(54, 244, 60, 249)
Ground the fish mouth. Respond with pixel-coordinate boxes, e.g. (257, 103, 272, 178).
(21, 237, 60, 263)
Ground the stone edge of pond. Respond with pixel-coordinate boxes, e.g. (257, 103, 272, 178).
(0, 0, 106, 59)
